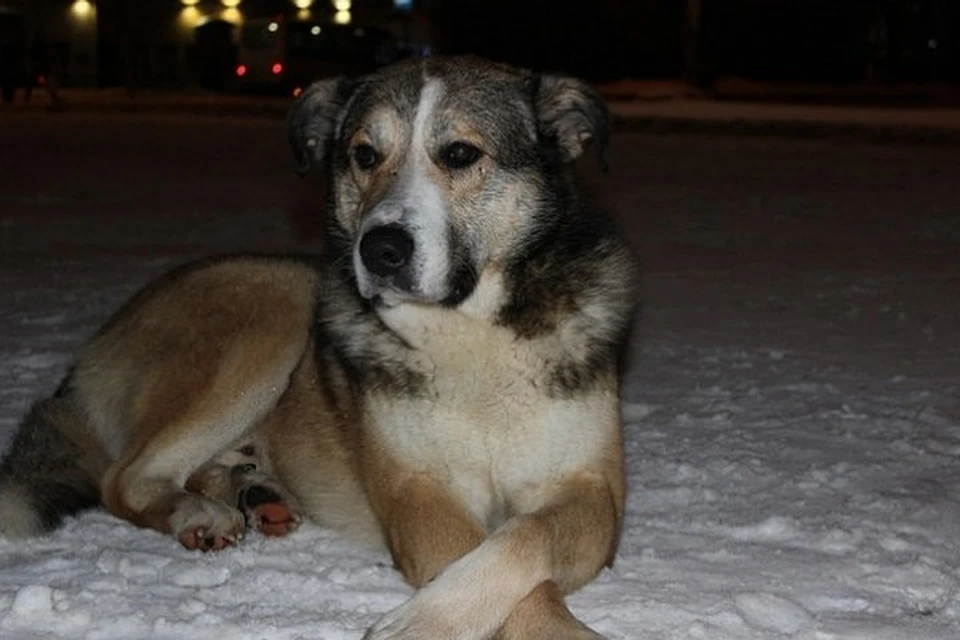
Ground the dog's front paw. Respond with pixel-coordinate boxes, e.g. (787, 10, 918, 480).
(170, 494, 246, 552)
(500, 626, 607, 640)
(363, 599, 459, 640)
(495, 606, 608, 640)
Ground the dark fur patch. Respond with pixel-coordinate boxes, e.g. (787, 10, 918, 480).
(499, 195, 637, 397)
(238, 485, 282, 510)
(0, 396, 100, 533)
(440, 228, 480, 308)
(313, 265, 428, 397)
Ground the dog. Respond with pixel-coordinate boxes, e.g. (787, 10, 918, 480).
(0, 56, 637, 639)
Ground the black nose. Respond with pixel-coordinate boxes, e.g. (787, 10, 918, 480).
(359, 225, 414, 277)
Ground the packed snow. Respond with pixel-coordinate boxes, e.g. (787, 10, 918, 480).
(1, 113, 959, 639)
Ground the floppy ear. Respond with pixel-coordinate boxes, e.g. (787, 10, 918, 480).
(533, 74, 612, 170)
(287, 78, 358, 176)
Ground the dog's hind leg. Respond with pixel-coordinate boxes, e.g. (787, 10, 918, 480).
(87, 260, 318, 551)
(99, 335, 309, 551)
(100, 387, 294, 550)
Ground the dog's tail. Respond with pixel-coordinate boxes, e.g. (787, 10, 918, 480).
(0, 391, 102, 539)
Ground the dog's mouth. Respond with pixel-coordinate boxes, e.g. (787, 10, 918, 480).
(438, 265, 479, 307)
(360, 267, 478, 310)
(368, 289, 417, 309)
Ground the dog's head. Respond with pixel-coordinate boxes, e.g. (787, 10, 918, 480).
(288, 56, 610, 308)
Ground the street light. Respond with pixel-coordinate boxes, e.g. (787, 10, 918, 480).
(71, 0, 94, 18)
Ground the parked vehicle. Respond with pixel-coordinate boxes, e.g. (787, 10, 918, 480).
(235, 17, 398, 95)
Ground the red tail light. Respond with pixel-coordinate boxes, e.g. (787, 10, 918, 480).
(235, 64, 247, 77)
(271, 62, 283, 75)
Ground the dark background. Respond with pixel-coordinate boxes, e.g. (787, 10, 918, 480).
(1, 0, 957, 92)
(428, 0, 960, 84)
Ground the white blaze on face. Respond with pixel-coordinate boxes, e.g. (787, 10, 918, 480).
(355, 78, 451, 304)
(406, 79, 451, 301)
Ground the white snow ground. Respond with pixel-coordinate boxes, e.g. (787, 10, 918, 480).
(1, 114, 959, 639)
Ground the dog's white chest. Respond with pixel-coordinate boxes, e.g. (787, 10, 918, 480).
(367, 286, 617, 525)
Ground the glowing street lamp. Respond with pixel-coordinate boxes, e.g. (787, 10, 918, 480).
(71, 0, 94, 18)
(178, 6, 202, 29)
(221, 7, 242, 23)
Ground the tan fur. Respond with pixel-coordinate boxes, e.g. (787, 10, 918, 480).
(73, 258, 320, 547)
(261, 337, 383, 548)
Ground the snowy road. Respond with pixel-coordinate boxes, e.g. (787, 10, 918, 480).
(2, 113, 959, 639)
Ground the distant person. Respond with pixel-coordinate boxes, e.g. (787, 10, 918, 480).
(24, 30, 64, 109)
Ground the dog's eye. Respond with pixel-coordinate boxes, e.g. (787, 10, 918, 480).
(352, 144, 380, 170)
(440, 142, 482, 170)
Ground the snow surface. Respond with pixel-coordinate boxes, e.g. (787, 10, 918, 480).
(1, 113, 959, 639)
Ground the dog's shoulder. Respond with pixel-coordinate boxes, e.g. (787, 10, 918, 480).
(497, 200, 638, 397)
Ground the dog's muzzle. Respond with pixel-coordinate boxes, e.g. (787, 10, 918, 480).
(359, 224, 414, 278)
(354, 221, 477, 308)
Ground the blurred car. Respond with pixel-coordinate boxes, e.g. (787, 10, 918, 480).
(235, 18, 400, 95)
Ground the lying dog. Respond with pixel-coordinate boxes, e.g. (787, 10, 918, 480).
(0, 56, 637, 639)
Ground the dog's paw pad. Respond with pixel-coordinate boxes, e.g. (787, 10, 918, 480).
(255, 502, 301, 536)
(238, 485, 301, 537)
(171, 495, 246, 552)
